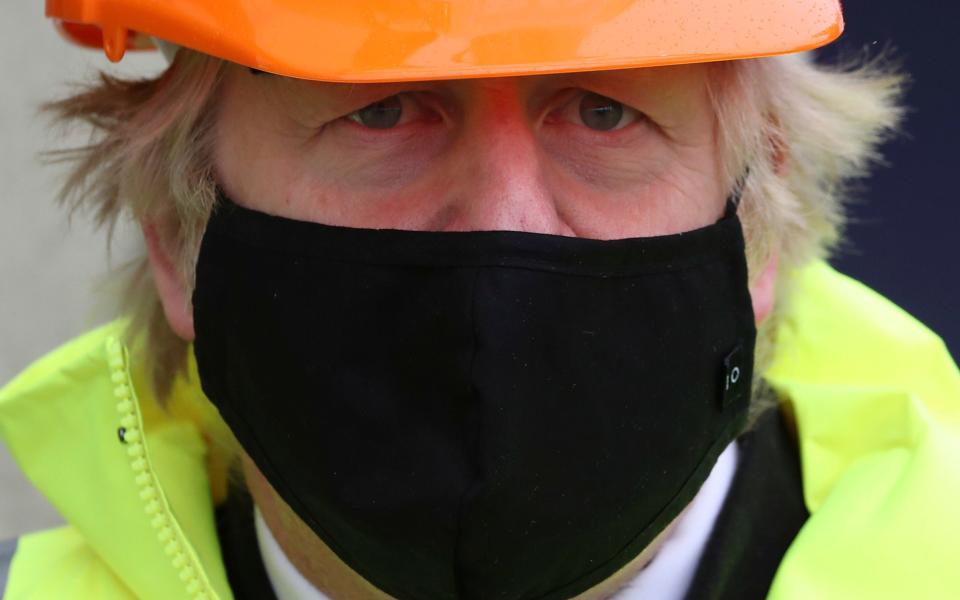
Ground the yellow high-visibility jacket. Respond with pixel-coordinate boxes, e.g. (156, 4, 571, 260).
(1, 262, 958, 600)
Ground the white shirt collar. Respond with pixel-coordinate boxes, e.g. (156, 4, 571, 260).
(255, 506, 332, 600)
(255, 442, 739, 600)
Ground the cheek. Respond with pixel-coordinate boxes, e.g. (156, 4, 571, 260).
(543, 138, 725, 239)
(307, 125, 449, 191)
(280, 132, 457, 229)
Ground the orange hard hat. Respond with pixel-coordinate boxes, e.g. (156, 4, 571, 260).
(47, 0, 843, 83)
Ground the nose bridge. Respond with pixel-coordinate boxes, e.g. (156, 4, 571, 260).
(447, 81, 563, 234)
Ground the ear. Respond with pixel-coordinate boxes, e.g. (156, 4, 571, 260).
(750, 250, 779, 324)
(142, 219, 196, 341)
(749, 120, 787, 324)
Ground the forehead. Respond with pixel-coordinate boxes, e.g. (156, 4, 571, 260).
(241, 63, 715, 110)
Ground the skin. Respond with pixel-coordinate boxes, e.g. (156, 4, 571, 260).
(145, 62, 779, 599)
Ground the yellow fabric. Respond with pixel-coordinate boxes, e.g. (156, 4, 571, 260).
(0, 322, 233, 600)
(1, 261, 958, 599)
(4, 526, 133, 600)
(767, 263, 960, 599)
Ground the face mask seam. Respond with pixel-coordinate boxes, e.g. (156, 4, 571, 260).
(207, 191, 742, 270)
(199, 229, 738, 279)
(201, 226, 738, 267)
(452, 265, 485, 599)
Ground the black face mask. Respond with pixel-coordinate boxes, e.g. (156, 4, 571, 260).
(192, 192, 756, 600)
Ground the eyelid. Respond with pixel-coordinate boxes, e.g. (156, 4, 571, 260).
(344, 93, 403, 118)
(545, 89, 646, 131)
(342, 92, 445, 129)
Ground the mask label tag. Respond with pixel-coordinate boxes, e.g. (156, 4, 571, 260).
(722, 344, 745, 409)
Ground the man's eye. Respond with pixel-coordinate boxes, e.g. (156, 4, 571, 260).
(348, 96, 403, 129)
(577, 93, 640, 132)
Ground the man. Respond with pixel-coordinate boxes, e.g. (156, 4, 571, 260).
(1, 1, 958, 599)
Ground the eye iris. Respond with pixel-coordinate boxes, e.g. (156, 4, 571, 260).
(579, 93, 624, 131)
(356, 96, 402, 129)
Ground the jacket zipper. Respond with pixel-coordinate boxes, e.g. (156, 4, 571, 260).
(107, 336, 220, 600)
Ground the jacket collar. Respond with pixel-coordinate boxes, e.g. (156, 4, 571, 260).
(0, 320, 234, 600)
(764, 262, 960, 599)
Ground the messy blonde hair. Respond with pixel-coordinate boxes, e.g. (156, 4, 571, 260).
(44, 49, 904, 404)
(46, 50, 224, 396)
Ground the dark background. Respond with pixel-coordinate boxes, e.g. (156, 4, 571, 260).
(815, 2, 958, 360)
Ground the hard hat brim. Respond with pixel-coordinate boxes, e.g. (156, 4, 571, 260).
(48, 0, 843, 83)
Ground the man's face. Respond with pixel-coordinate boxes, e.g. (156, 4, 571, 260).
(213, 63, 726, 239)
(147, 62, 778, 598)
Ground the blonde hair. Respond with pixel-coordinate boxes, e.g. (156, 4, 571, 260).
(46, 50, 224, 396)
(44, 49, 905, 403)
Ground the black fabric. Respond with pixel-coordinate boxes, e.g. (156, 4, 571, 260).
(215, 489, 279, 600)
(683, 407, 809, 600)
(193, 194, 757, 600)
(214, 407, 807, 600)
